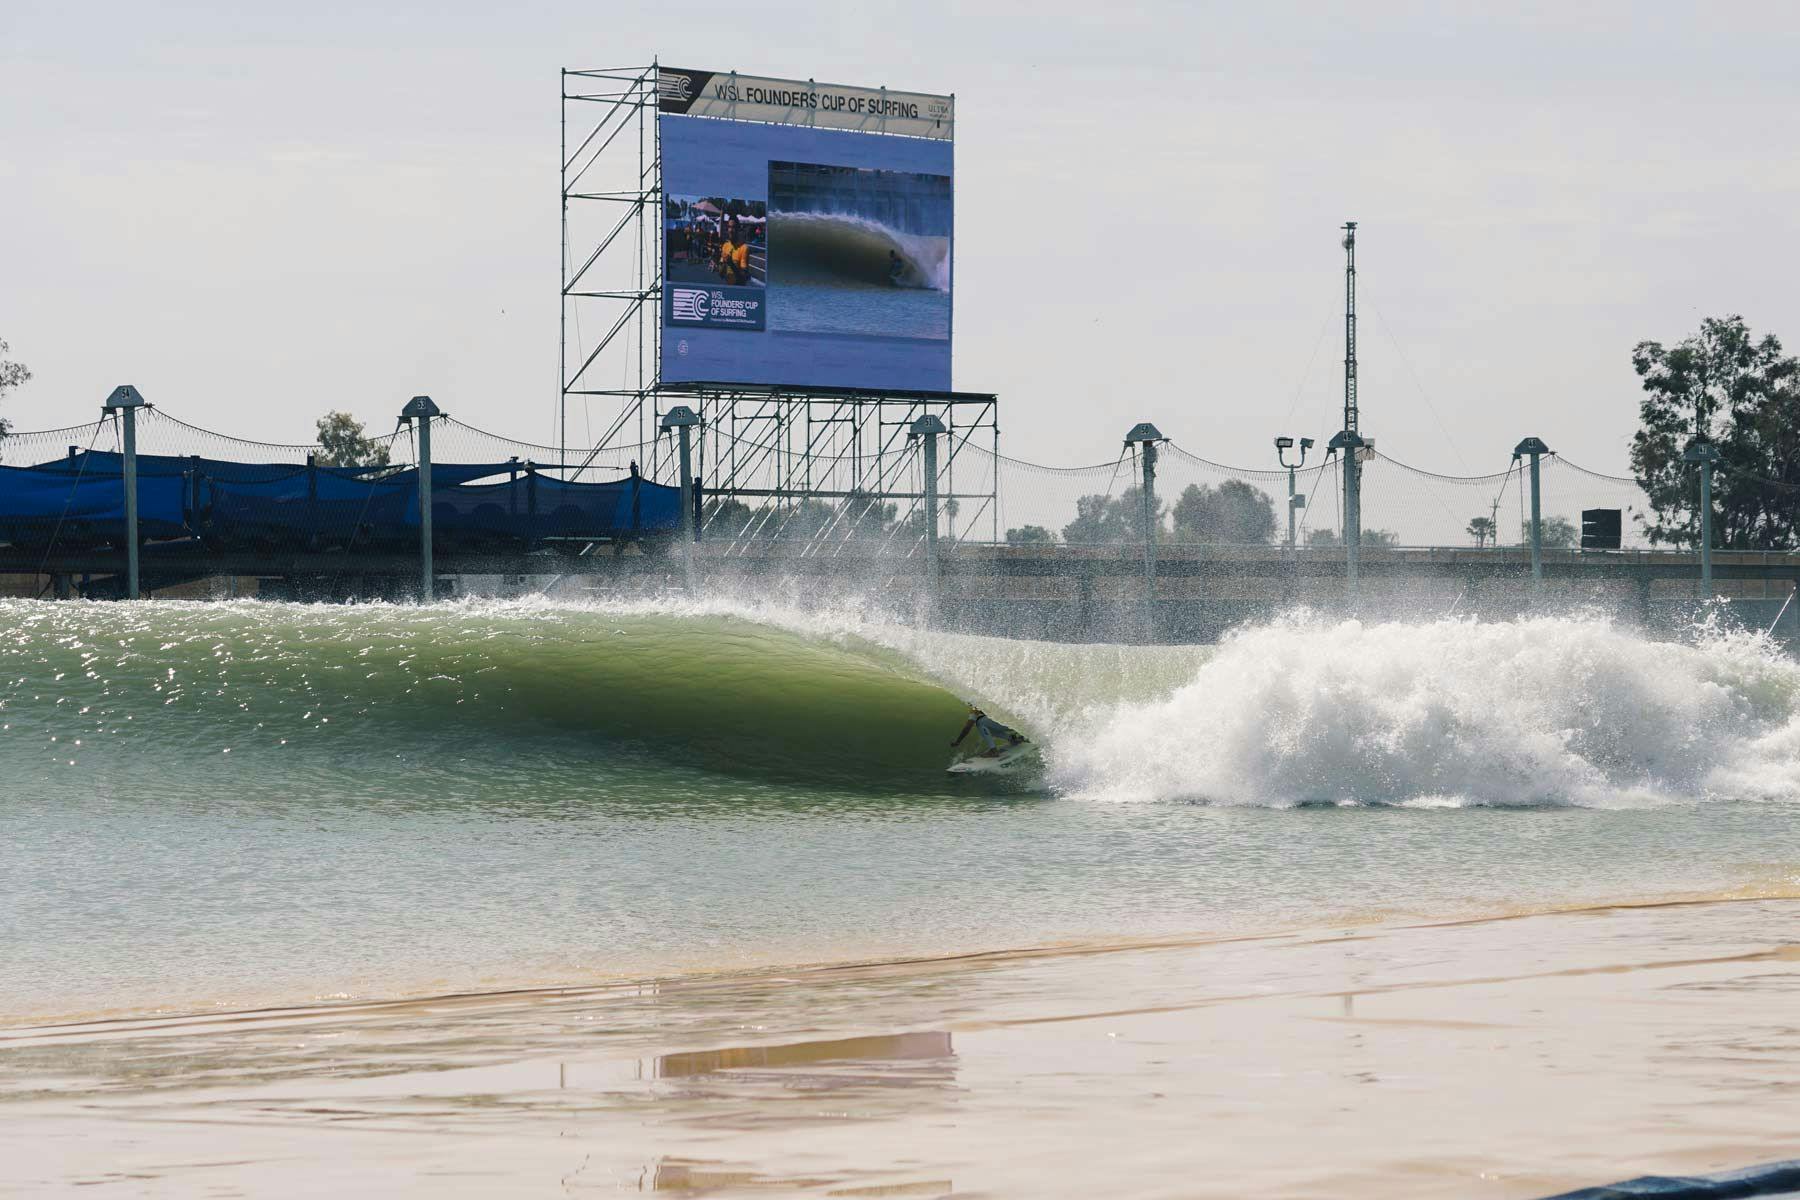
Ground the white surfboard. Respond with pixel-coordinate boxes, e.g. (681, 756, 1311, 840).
(947, 742, 1037, 775)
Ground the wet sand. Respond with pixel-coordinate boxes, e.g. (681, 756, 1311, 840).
(5, 898, 1800, 1197)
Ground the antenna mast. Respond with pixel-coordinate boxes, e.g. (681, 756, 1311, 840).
(1326, 220, 1364, 597)
(1343, 222, 1358, 435)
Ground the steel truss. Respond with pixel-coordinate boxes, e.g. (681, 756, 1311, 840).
(561, 65, 999, 555)
(665, 385, 997, 555)
(560, 65, 661, 462)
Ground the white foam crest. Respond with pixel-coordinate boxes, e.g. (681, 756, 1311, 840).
(1051, 612, 1800, 808)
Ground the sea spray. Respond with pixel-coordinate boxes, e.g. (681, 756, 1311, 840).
(1049, 611, 1800, 807)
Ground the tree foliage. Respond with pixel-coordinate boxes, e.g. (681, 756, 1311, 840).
(0, 337, 30, 440)
(1629, 315, 1800, 549)
(1170, 480, 1276, 545)
(1467, 515, 1495, 547)
(1306, 527, 1399, 548)
(316, 410, 391, 468)
(1061, 487, 1156, 544)
(1521, 516, 1578, 549)
(1006, 524, 1055, 544)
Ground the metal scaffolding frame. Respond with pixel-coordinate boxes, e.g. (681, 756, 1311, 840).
(560, 63, 999, 554)
(560, 64, 661, 464)
(668, 384, 999, 555)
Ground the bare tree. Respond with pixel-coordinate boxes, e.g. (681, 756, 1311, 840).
(0, 338, 31, 439)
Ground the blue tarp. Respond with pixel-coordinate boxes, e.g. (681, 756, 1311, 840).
(0, 455, 681, 552)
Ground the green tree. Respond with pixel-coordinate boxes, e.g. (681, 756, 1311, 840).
(1306, 527, 1399, 548)
(1005, 524, 1055, 544)
(1169, 480, 1276, 545)
(701, 497, 757, 538)
(1062, 487, 1157, 544)
(771, 499, 836, 539)
(1521, 515, 1578, 548)
(316, 410, 391, 468)
(1467, 515, 1496, 547)
(1629, 315, 1800, 548)
(840, 489, 897, 539)
(0, 337, 31, 440)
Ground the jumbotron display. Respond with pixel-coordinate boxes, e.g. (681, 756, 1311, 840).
(657, 68, 954, 391)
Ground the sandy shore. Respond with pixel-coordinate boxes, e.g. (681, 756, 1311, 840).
(5, 898, 1800, 1197)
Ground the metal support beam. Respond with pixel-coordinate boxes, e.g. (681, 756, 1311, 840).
(102, 385, 148, 600)
(662, 405, 701, 591)
(911, 415, 947, 622)
(1684, 439, 1721, 596)
(1514, 437, 1552, 590)
(1125, 422, 1166, 641)
(400, 395, 441, 600)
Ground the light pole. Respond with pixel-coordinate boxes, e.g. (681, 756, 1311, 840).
(1274, 436, 1314, 551)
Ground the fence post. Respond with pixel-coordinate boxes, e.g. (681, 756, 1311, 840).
(661, 406, 701, 592)
(1124, 423, 1165, 641)
(102, 386, 148, 600)
(400, 395, 441, 601)
(1513, 437, 1552, 592)
(1683, 439, 1719, 596)
(909, 415, 947, 622)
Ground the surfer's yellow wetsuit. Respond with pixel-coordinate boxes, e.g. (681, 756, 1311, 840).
(717, 239, 735, 278)
(733, 240, 751, 282)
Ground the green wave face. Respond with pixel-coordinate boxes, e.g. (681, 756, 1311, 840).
(0, 599, 978, 794)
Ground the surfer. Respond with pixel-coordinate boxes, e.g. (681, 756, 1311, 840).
(887, 249, 905, 286)
(951, 704, 1026, 758)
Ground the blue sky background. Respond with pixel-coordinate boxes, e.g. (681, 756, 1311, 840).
(2, 1, 1797, 472)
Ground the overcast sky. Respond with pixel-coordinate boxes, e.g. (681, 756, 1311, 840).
(3, 1, 1797, 474)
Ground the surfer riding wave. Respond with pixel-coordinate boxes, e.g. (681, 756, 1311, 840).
(952, 703, 1028, 758)
(768, 210, 951, 291)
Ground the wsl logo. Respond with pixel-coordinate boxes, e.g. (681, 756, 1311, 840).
(670, 287, 711, 322)
(656, 69, 713, 113)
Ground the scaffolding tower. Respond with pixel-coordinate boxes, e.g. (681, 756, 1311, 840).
(559, 64, 997, 552)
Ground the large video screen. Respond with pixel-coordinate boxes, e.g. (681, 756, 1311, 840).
(660, 115, 953, 391)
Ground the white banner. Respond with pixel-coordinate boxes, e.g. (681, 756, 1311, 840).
(658, 68, 953, 141)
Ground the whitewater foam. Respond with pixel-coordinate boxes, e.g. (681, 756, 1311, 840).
(1048, 611, 1800, 807)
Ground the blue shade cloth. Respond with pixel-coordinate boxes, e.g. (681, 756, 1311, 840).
(0, 457, 681, 551)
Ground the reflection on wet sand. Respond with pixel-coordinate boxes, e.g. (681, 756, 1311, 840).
(656, 1031, 954, 1079)
(6, 900, 1800, 1197)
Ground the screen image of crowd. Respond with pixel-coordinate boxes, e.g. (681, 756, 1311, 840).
(665, 196, 768, 288)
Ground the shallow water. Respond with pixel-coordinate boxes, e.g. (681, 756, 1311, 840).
(3, 596, 1800, 1024)
(9, 899, 1800, 1198)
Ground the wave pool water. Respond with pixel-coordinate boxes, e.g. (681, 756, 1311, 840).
(4, 596, 1800, 1024)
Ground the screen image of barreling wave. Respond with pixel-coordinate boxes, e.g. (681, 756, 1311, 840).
(767, 160, 951, 340)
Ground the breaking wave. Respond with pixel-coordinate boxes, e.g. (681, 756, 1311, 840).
(6, 594, 1797, 808)
(770, 211, 951, 290)
(1044, 612, 1800, 808)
